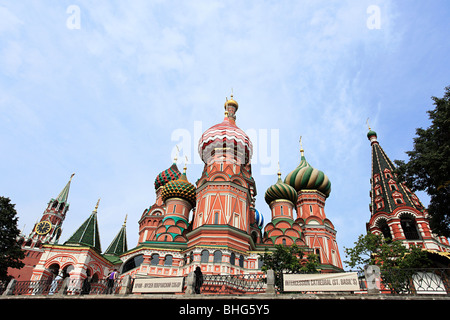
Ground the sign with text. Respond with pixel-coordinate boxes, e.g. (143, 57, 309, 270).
(283, 272, 360, 292)
(133, 277, 185, 293)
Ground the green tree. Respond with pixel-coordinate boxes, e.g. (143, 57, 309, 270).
(394, 86, 450, 237)
(344, 233, 431, 270)
(344, 233, 431, 294)
(0, 197, 25, 281)
(259, 244, 319, 291)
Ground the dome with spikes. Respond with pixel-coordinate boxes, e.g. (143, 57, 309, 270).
(284, 150, 331, 198)
(155, 163, 181, 190)
(265, 173, 298, 205)
(161, 169, 196, 207)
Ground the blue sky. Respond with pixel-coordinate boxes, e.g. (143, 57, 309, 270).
(1, 1, 449, 265)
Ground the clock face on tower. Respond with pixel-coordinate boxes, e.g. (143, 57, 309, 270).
(35, 221, 52, 235)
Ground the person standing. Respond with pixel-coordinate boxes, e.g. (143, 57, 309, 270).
(106, 269, 118, 294)
(194, 266, 203, 294)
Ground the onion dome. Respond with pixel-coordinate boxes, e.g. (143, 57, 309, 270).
(255, 209, 264, 229)
(265, 172, 298, 205)
(161, 166, 196, 207)
(284, 146, 331, 198)
(154, 163, 181, 190)
(198, 94, 252, 165)
(367, 129, 377, 139)
(224, 95, 239, 110)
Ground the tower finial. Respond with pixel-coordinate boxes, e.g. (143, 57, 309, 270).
(366, 118, 371, 131)
(299, 136, 304, 156)
(277, 161, 282, 179)
(123, 214, 128, 226)
(93, 198, 101, 213)
(174, 145, 180, 163)
(70, 173, 75, 182)
(184, 155, 188, 173)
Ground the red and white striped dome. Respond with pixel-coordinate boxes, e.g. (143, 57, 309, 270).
(198, 114, 253, 165)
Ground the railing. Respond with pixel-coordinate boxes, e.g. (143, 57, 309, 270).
(200, 274, 266, 295)
(5, 278, 123, 296)
(3, 268, 449, 296)
(358, 268, 450, 295)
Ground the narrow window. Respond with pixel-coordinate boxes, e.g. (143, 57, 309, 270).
(214, 212, 219, 224)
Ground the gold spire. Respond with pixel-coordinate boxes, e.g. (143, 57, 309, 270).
(366, 118, 371, 130)
(93, 198, 101, 213)
(183, 156, 188, 174)
(70, 173, 75, 182)
(123, 214, 128, 226)
(299, 136, 304, 157)
(277, 161, 281, 179)
(174, 145, 180, 163)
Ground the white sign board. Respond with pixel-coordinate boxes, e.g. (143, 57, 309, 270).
(133, 277, 185, 293)
(284, 272, 360, 292)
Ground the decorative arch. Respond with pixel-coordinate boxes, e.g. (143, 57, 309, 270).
(44, 254, 78, 269)
(210, 172, 229, 181)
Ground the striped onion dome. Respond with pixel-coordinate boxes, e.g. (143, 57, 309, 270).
(255, 208, 264, 229)
(161, 168, 196, 207)
(154, 163, 181, 190)
(264, 172, 298, 205)
(198, 97, 252, 165)
(284, 150, 331, 198)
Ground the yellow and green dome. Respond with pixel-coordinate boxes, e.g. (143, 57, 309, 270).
(161, 169, 196, 207)
(265, 172, 298, 205)
(284, 151, 331, 198)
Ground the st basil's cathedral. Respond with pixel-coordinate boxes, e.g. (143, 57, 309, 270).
(8, 94, 448, 284)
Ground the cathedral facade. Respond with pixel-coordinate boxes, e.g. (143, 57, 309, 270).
(10, 95, 346, 284)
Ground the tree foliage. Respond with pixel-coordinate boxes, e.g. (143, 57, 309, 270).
(344, 233, 431, 270)
(344, 233, 432, 294)
(0, 196, 25, 281)
(259, 244, 319, 290)
(394, 86, 450, 237)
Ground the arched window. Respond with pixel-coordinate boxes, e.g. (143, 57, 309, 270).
(213, 251, 222, 263)
(239, 255, 244, 268)
(214, 212, 219, 224)
(164, 255, 173, 266)
(230, 252, 236, 266)
(201, 250, 209, 263)
(377, 219, 392, 240)
(151, 253, 160, 266)
(315, 249, 321, 263)
(122, 254, 144, 273)
(400, 215, 420, 240)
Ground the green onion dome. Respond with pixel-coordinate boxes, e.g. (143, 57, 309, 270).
(367, 129, 377, 139)
(161, 168, 196, 207)
(155, 163, 181, 190)
(265, 172, 298, 205)
(284, 150, 331, 198)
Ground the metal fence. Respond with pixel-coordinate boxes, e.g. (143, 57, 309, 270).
(357, 268, 450, 295)
(4, 278, 123, 296)
(200, 273, 266, 295)
(2, 268, 449, 296)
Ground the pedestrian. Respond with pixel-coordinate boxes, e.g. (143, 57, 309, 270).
(194, 266, 203, 294)
(106, 269, 118, 294)
(81, 275, 91, 295)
